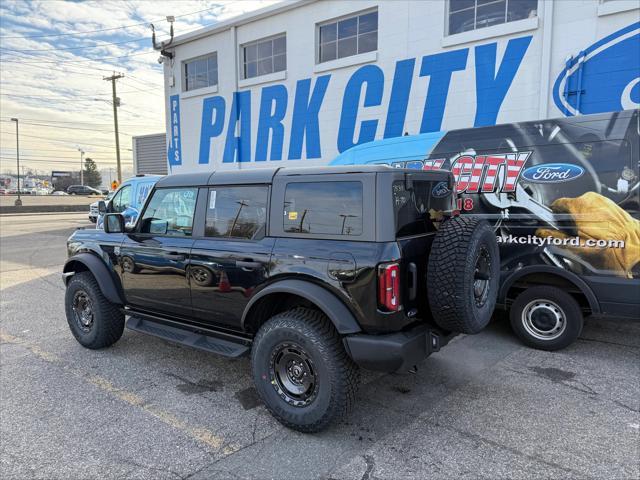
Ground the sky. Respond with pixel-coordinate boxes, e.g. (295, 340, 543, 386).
(0, 0, 279, 179)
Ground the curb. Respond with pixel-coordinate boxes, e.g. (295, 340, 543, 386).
(0, 205, 88, 214)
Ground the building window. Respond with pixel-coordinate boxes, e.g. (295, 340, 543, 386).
(184, 53, 218, 91)
(242, 35, 286, 79)
(283, 182, 363, 236)
(448, 0, 537, 36)
(318, 10, 378, 64)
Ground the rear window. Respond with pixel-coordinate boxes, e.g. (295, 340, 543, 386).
(283, 181, 363, 236)
(393, 180, 450, 237)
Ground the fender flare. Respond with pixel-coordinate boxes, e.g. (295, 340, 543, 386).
(241, 279, 362, 334)
(63, 253, 125, 305)
(499, 265, 600, 314)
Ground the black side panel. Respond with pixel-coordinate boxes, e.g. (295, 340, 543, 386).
(582, 275, 640, 318)
(242, 279, 362, 334)
(64, 253, 125, 304)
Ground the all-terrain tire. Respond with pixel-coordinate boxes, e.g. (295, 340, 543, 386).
(251, 307, 360, 433)
(65, 271, 125, 349)
(509, 286, 583, 351)
(427, 216, 499, 334)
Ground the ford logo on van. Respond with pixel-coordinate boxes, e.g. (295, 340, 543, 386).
(553, 22, 640, 116)
(432, 181, 450, 198)
(521, 164, 584, 183)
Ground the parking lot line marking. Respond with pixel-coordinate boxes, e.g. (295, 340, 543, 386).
(0, 329, 239, 455)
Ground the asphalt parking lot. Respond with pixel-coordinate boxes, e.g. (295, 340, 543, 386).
(1, 213, 638, 480)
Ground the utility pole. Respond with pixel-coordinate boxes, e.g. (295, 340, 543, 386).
(78, 148, 85, 185)
(104, 72, 124, 183)
(10, 118, 21, 206)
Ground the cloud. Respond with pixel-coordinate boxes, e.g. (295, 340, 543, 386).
(0, 0, 281, 174)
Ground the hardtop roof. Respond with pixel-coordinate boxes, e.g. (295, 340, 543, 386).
(154, 164, 447, 188)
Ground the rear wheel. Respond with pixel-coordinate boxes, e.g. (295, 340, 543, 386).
(509, 286, 583, 351)
(251, 307, 359, 433)
(65, 271, 124, 349)
(427, 216, 500, 334)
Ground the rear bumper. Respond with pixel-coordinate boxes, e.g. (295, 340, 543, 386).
(343, 324, 455, 373)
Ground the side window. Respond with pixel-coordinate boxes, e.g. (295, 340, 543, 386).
(283, 181, 363, 236)
(139, 188, 197, 236)
(111, 185, 131, 213)
(206, 186, 268, 239)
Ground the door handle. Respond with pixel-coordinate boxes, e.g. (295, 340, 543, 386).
(166, 252, 185, 261)
(236, 260, 261, 270)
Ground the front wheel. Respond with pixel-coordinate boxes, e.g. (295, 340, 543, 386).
(65, 271, 124, 349)
(509, 286, 583, 351)
(251, 308, 360, 433)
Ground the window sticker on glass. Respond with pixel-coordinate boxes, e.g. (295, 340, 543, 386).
(288, 211, 298, 220)
(209, 190, 217, 209)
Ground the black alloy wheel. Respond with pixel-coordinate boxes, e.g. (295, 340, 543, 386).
(72, 290, 94, 333)
(270, 342, 319, 407)
(473, 246, 492, 308)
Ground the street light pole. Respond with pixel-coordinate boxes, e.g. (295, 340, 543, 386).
(10, 118, 21, 207)
(78, 148, 85, 185)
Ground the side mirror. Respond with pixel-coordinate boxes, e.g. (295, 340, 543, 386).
(149, 219, 168, 235)
(103, 213, 125, 233)
(97, 200, 107, 214)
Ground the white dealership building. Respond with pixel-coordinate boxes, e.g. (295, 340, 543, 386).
(160, 0, 639, 173)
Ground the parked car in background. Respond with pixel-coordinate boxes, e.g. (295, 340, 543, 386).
(96, 175, 160, 229)
(0, 188, 7, 195)
(67, 185, 102, 195)
(89, 191, 114, 223)
(52, 191, 69, 196)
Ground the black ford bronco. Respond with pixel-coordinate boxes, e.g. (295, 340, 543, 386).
(63, 166, 499, 432)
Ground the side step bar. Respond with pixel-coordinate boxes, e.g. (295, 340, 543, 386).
(126, 316, 250, 358)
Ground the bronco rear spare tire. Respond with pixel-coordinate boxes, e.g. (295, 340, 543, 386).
(427, 216, 499, 334)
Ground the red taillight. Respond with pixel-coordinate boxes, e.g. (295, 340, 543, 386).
(378, 263, 400, 312)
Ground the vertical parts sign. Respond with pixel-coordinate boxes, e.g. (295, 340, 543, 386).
(168, 94, 182, 169)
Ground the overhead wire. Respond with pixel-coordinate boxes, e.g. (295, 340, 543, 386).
(0, 129, 127, 149)
(0, 116, 159, 127)
(0, 36, 150, 53)
(0, 6, 221, 39)
(0, 120, 134, 136)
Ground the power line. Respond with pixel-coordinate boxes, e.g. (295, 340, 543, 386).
(123, 73, 163, 88)
(0, 49, 156, 65)
(0, 145, 91, 152)
(0, 88, 158, 99)
(0, 36, 150, 53)
(0, 150, 117, 158)
(119, 80, 162, 93)
(0, 120, 134, 136)
(0, 60, 164, 89)
(0, 157, 131, 165)
(0, 7, 220, 39)
(0, 129, 126, 149)
(0, 116, 162, 127)
(0, 58, 114, 79)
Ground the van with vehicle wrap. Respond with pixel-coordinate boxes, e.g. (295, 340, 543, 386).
(96, 175, 160, 229)
(331, 109, 640, 350)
